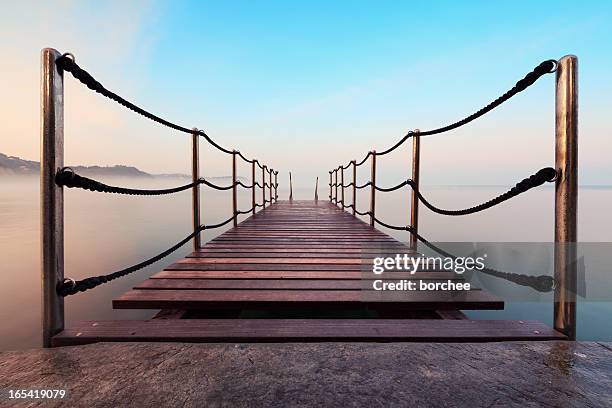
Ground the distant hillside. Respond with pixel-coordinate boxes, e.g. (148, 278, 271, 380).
(0, 153, 154, 178)
(0, 152, 240, 180)
(0, 152, 39, 176)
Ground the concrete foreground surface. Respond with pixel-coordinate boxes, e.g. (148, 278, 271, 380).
(1, 341, 611, 407)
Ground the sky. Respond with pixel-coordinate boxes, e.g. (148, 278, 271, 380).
(1, 0, 611, 188)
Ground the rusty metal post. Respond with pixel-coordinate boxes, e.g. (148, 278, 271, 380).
(554, 55, 578, 340)
(41, 48, 64, 348)
(410, 132, 421, 248)
(191, 129, 201, 249)
(352, 161, 356, 216)
(251, 161, 256, 215)
(262, 165, 266, 209)
(340, 167, 345, 209)
(232, 151, 237, 227)
(370, 152, 376, 226)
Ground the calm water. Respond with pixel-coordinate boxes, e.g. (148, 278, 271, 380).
(1, 178, 611, 350)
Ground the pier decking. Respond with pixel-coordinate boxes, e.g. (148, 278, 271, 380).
(53, 201, 564, 346)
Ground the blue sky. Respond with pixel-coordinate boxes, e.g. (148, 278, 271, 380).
(2, 0, 611, 187)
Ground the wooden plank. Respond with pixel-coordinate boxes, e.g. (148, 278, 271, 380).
(136, 278, 469, 290)
(113, 289, 502, 310)
(163, 263, 450, 272)
(151, 270, 457, 280)
(51, 319, 566, 346)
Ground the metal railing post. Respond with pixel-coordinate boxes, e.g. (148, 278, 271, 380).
(554, 55, 578, 340)
(352, 160, 356, 216)
(191, 129, 201, 249)
(275, 171, 278, 201)
(262, 165, 266, 209)
(251, 161, 256, 215)
(329, 171, 332, 201)
(41, 48, 64, 348)
(269, 169, 273, 204)
(370, 151, 376, 226)
(232, 151, 237, 227)
(334, 170, 338, 205)
(340, 167, 345, 209)
(410, 131, 421, 248)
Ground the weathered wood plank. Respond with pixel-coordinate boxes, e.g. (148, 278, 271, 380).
(136, 278, 468, 290)
(151, 270, 457, 280)
(113, 289, 501, 310)
(51, 319, 565, 346)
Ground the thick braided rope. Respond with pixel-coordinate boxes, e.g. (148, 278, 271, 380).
(56, 55, 236, 154)
(56, 168, 237, 194)
(370, 217, 554, 292)
(413, 167, 557, 216)
(340, 59, 556, 167)
(57, 217, 235, 296)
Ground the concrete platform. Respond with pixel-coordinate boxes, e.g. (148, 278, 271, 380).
(1, 341, 611, 407)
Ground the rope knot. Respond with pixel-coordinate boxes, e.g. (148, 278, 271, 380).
(55, 167, 76, 187)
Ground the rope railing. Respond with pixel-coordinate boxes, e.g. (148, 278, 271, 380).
(412, 168, 557, 216)
(326, 57, 565, 296)
(338, 59, 557, 168)
(56, 167, 242, 193)
(47, 51, 280, 299)
(339, 167, 556, 216)
(55, 53, 279, 201)
(329, 180, 370, 189)
(354, 207, 371, 217)
(57, 216, 236, 297)
(369, 217, 554, 292)
(57, 54, 240, 157)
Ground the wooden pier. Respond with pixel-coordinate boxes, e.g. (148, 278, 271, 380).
(41, 51, 578, 347)
(53, 201, 564, 346)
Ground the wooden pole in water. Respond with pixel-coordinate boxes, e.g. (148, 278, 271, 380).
(370, 152, 376, 226)
(191, 129, 201, 249)
(232, 151, 237, 227)
(289, 172, 293, 201)
(352, 160, 356, 216)
(315, 177, 319, 201)
(410, 131, 421, 248)
(251, 161, 256, 215)
(554, 55, 578, 340)
(41, 48, 64, 348)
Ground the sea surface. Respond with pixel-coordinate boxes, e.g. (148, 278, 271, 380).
(1, 177, 611, 350)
